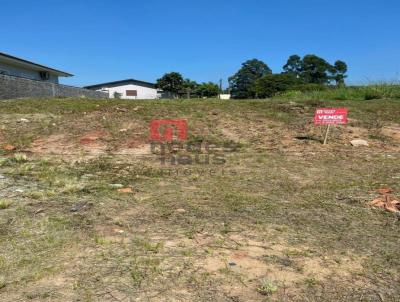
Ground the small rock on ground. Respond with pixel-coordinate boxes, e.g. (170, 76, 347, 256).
(70, 202, 92, 212)
(351, 139, 369, 147)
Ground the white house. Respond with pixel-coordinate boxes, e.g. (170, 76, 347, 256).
(84, 79, 162, 99)
(0, 52, 72, 83)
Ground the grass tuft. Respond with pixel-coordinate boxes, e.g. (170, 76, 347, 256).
(0, 200, 12, 210)
(257, 278, 278, 296)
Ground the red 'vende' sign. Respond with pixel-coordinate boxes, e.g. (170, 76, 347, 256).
(314, 108, 348, 125)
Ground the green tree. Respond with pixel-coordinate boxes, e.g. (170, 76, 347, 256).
(182, 78, 199, 91)
(196, 82, 220, 98)
(282, 55, 348, 86)
(283, 55, 302, 77)
(252, 74, 301, 98)
(156, 72, 184, 98)
(300, 55, 332, 84)
(229, 59, 272, 98)
(181, 78, 199, 98)
(331, 60, 348, 86)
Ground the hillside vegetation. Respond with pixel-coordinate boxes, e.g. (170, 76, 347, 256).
(275, 84, 400, 101)
(0, 96, 399, 301)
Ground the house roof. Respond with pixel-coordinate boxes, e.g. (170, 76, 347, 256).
(84, 79, 157, 90)
(0, 52, 73, 77)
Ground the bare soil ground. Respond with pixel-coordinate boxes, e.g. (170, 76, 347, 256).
(0, 98, 399, 301)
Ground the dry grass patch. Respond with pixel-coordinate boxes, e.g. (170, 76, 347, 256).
(0, 98, 399, 301)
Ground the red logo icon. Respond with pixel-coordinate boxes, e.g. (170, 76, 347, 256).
(150, 119, 188, 141)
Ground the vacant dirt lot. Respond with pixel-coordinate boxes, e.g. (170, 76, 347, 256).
(0, 98, 399, 301)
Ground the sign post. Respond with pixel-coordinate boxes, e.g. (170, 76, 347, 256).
(323, 124, 331, 145)
(314, 108, 348, 145)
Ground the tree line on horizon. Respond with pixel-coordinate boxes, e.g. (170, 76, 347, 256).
(156, 54, 348, 99)
(155, 73, 220, 99)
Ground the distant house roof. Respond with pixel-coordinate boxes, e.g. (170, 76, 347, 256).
(84, 79, 157, 90)
(0, 52, 73, 77)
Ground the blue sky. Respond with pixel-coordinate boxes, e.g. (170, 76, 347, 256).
(1, 0, 399, 87)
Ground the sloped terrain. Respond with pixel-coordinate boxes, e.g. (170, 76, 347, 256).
(0, 98, 399, 301)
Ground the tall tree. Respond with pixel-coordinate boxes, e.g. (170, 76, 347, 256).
(229, 59, 272, 98)
(282, 55, 348, 86)
(156, 72, 184, 98)
(331, 60, 348, 86)
(283, 55, 302, 77)
(300, 55, 332, 84)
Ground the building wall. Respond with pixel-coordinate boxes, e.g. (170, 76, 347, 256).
(219, 94, 231, 100)
(0, 62, 59, 83)
(97, 83, 159, 99)
(0, 74, 107, 100)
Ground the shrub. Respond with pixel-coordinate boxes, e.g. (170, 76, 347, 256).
(252, 74, 301, 98)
